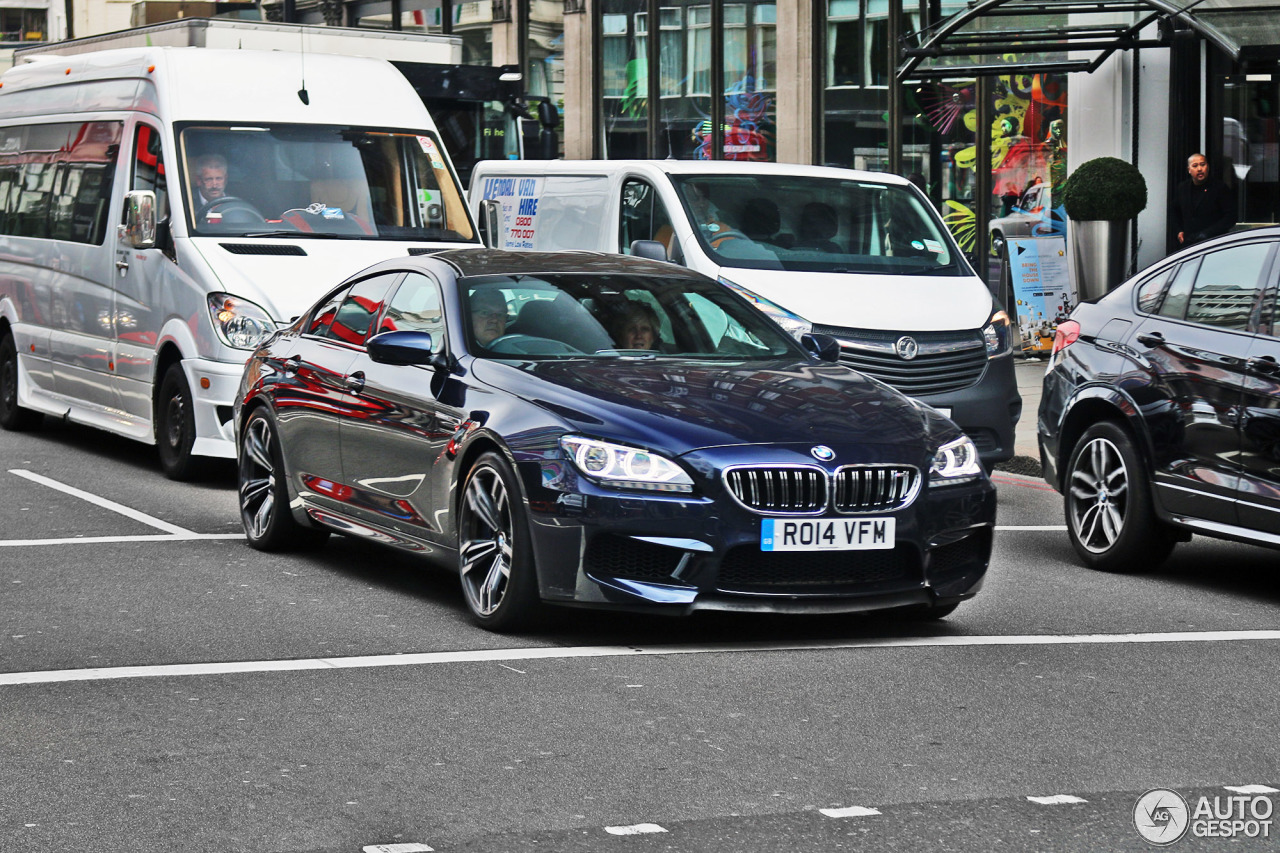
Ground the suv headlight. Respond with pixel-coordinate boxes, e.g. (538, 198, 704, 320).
(930, 435, 982, 484)
(719, 277, 812, 341)
(208, 293, 278, 350)
(560, 436, 694, 493)
(982, 307, 1013, 358)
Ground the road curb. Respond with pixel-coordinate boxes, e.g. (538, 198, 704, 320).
(993, 455, 1041, 477)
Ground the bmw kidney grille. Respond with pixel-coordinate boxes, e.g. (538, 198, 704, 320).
(724, 465, 920, 515)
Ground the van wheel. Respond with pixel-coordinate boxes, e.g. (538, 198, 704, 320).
(156, 363, 208, 481)
(1064, 422, 1176, 572)
(238, 407, 329, 551)
(0, 331, 41, 431)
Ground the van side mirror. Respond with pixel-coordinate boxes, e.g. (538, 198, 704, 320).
(480, 199, 502, 248)
(630, 239, 668, 262)
(122, 190, 157, 249)
(801, 332, 842, 363)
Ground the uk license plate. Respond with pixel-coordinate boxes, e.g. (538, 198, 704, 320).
(760, 517, 896, 551)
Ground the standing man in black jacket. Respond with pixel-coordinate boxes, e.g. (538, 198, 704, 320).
(1171, 153, 1236, 248)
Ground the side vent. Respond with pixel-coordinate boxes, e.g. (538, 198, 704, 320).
(220, 243, 307, 256)
(408, 247, 443, 256)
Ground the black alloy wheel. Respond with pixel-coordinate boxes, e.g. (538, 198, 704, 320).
(1064, 421, 1176, 572)
(238, 407, 329, 551)
(0, 331, 41, 431)
(458, 451, 541, 631)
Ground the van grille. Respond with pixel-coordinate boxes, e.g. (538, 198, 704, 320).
(813, 326, 988, 396)
(220, 243, 306, 255)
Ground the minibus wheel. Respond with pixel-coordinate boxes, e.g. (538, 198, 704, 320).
(156, 363, 208, 481)
(0, 331, 41, 431)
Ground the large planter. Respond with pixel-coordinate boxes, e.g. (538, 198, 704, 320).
(1071, 218, 1129, 301)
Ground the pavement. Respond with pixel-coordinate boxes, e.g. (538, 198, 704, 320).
(997, 355, 1048, 476)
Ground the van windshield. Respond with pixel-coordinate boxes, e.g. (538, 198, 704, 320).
(671, 175, 967, 276)
(177, 123, 474, 242)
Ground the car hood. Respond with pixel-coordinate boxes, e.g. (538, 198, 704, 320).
(472, 357, 939, 455)
(719, 267, 992, 332)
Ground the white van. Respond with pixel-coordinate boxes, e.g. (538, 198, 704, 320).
(469, 160, 1020, 466)
(0, 47, 479, 478)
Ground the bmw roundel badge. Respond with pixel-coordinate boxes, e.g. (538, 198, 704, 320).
(810, 445, 836, 461)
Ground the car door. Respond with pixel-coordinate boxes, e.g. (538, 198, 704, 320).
(338, 270, 459, 539)
(1237, 257, 1280, 537)
(1130, 239, 1275, 525)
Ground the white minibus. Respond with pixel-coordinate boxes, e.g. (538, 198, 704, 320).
(0, 47, 480, 478)
(470, 160, 1020, 466)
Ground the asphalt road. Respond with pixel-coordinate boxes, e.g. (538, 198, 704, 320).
(2, 416, 1279, 853)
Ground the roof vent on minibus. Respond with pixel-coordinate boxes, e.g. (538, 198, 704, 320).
(220, 243, 307, 256)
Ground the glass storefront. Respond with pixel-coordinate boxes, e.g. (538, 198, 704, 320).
(1222, 70, 1280, 227)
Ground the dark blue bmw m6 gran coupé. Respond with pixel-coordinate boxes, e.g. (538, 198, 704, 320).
(234, 249, 996, 630)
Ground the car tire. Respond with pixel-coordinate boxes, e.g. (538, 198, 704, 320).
(156, 363, 210, 481)
(458, 451, 542, 632)
(1064, 421, 1176, 572)
(0, 331, 41, 431)
(238, 407, 330, 551)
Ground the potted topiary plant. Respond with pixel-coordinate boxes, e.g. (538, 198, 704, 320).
(1058, 156, 1147, 300)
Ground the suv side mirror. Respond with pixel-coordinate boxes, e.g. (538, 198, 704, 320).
(122, 190, 157, 249)
(480, 199, 502, 248)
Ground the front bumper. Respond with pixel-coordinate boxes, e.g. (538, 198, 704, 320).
(517, 444, 997, 615)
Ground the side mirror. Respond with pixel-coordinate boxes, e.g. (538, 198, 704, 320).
(122, 190, 157, 249)
(630, 239, 668, 262)
(480, 199, 502, 248)
(538, 99, 559, 128)
(367, 330, 440, 366)
(801, 332, 842, 363)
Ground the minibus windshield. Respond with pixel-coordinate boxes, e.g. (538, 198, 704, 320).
(177, 123, 475, 242)
(672, 175, 967, 276)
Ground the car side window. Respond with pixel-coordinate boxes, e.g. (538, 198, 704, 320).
(317, 273, 398, 346)
(306, 286, 351, 337)
(1135, 268, 1172, 314)
(620, 179, 677, 261)
(1157, 259, 1199, 321)
(1182, 242, 1274, 331)
(380, 272, 446, 353)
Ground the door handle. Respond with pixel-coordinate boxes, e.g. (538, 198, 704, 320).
(115, 259, 129, 272)
(344, 371, 366, 393)
(1247, 355, 1280, 376)
(1136, 331, 1165, 348)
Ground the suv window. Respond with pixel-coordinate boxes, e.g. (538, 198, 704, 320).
(1135, 268, 1172, 314)
(1183, 242, 1274, 331)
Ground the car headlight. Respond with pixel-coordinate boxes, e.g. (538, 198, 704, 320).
(718, 277, 812, 341)
(930, 435, 982, 484)
(982, 307, 1013, 358)
(560, 435, 694, 493)
(208, 293, 278, 350)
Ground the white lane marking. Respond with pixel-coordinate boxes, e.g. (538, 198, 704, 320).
(9, 469, 197, 536)
(4, 630, 1280, 688)
(1027, 794, 1087, 805)
(0, 534, 242, 547)
(362, 844, 435, 853)
(1225, 784, 1280, 794)
(604, 823, 667, 835)
(820, 806, 881, 818)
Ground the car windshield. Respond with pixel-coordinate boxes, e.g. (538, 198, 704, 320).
(462, 273, 804, 360)
(671, 174, 966, 275)
(177, 123, 474, 241)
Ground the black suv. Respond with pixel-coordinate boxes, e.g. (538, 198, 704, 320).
(1039, 227, 1280, 571)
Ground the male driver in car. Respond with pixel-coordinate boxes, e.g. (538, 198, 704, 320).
(470, 289, 508, 347)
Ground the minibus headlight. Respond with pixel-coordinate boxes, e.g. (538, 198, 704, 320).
(208, 293, 277, 350)
(982, 308, 1013, 358)
(718, 277, 812, 340)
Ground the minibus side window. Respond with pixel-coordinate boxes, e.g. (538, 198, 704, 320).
(131, 123, 167, 221)
(0, 121, 121, 245)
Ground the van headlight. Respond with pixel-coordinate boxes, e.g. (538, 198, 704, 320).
(718, 277, 812, 340)
(983, 308, 1013, 358)
(208, 293, 278, 350)
(560, 436, 694, 493)
(930, 435, 982, 484)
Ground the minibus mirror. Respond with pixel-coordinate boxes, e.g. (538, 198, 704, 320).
(123, 190, 157, 249)
(630, 240, 668, 262)
(480, 199, 502, 248)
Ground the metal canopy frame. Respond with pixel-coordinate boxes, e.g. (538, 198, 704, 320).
(898, 0, 1280, 80)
